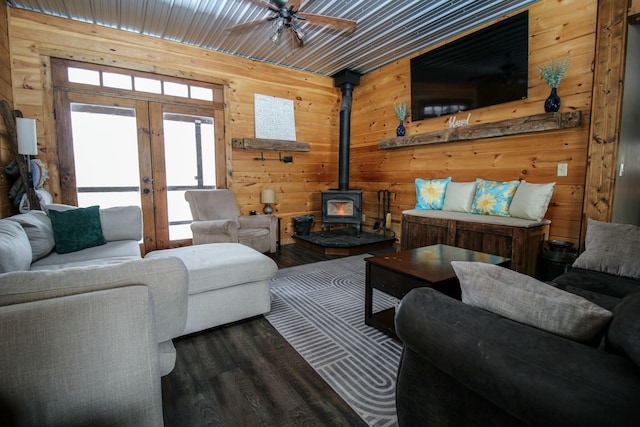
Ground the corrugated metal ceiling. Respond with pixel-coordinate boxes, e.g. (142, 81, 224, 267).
(6, 0, 539, 76)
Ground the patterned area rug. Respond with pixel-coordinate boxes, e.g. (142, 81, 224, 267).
(265, 254, 402, 427)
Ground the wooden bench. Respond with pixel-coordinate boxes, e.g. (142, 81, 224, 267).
(401, 209, 550, 277)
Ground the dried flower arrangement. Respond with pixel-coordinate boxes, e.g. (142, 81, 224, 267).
(393, 102, 408, 121)
(537, 56, 571, 88)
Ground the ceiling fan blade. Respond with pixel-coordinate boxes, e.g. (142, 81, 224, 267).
(297, 12, 356, 34)
(242, 0, 280, 12)
(288, 27, 304, 48)
(287, 0, 305, 12)
(225, 17, 273, 33)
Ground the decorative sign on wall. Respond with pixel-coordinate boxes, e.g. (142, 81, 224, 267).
(448, 113, 472, 128)
(254, 94, 297, 141)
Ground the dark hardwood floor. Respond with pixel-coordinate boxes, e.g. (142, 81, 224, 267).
(161, 243, 369, 427)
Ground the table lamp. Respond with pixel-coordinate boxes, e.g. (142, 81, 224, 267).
(261, 189, 275, 215)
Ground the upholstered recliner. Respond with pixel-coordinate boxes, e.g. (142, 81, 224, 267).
(185, 189, 277, 253)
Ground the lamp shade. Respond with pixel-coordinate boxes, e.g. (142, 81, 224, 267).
(16, 118, 38, 156)
(261, 189, 275, 204)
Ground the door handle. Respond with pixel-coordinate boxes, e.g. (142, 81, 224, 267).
(143, 177, 152, 183)
(143, 188, 150, 194)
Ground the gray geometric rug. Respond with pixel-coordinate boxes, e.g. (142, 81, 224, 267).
(265, 254, 402, 427)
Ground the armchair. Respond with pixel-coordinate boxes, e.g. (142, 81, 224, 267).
(185, 189, 277, 253)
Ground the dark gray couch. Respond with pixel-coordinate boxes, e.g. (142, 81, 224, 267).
(394, 219, 640, 426)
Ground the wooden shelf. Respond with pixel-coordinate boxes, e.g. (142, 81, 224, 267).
(379, 111, 583, 150)
(232, 137, 311, 152)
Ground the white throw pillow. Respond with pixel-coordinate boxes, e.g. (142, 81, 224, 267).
(509, 181, 555, 221)
(0, 219, 33, 272)
(452, 261, 612, 344)
(442, 182, 476, 212)
(100, 206, 143, 242)
(7, 211, 55, 261)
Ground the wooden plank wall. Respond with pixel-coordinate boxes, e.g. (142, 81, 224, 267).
(5, 8, 341, 243)
(2, 1, 625, 248)
(351, 0, 598, 246)
(0, 2, 14, 217)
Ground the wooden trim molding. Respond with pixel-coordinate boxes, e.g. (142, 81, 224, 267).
(581, 0, 628, 245)
(231, 138, 311, 152)
(378, 111, 582, 150)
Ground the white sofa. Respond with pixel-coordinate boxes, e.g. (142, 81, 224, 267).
(1, 204, 277, 344)
(0, 205, 189, 376)
(1, 205, 143, 272)
(0, 286, 165, 426)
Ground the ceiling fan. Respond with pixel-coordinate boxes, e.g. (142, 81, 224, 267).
(225, 0, 357, 47)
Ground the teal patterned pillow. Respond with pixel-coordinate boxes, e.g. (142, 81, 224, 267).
(415, 177, 451, 210)
(470, 178, 520, 216)
(49, 205, 106, 254)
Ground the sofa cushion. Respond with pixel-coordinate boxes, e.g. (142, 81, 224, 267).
(100, 206, 142, 242)
(469, 178, 520, 217)
(49, 205, 107, 254)
(30, 240, 141, 271)
(0, 257, 188, 344)
(551, 267, 639, 310)
(415, 177, 451, 210)
(144, 243, 278, 294)
(573, 219, 640, 280)
(452, 261, 613, 344)
(607, 292, 640, 367)
(508, 180, 555, 221)
(7, 211, 55, 260)
(442, 181, 475, 212)
(0, 220, 32, 273)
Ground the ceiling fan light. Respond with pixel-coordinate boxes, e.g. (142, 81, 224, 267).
(271, 29, 283, 44)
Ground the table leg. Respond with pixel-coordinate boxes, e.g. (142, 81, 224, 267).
(365, 261, 373, 325)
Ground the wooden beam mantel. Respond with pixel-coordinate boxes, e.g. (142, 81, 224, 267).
(231, 138, 311, 152)
(378, 111, 583, 150)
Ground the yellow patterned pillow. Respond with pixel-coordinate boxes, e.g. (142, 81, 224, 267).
(415, 177, 451, 210)
(470, 178, 520, 216)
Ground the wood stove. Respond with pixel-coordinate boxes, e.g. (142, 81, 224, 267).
(321, 189, 363, 234)
(320, 70, 363, 235)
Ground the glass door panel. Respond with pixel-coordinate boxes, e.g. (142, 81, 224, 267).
(162, 112, 216, 241)
(70, 103, 141, 209)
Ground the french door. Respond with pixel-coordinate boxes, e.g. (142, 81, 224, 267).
(54, 91, 224, 252)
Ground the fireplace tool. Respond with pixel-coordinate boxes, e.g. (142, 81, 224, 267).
(376, 189, 392, 235)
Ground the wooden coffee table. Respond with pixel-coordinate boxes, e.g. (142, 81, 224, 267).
(365, 244, 511, 339)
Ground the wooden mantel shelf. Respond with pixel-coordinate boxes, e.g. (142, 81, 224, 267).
(378, 111, 583, 150)
(232, 137, 311, 152)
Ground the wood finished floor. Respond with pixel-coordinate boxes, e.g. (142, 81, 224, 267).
(161, 244, 370, 427)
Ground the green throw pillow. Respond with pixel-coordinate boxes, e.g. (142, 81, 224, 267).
(49, 205, 106, 254)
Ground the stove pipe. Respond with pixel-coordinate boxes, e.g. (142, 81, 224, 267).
(333, 70, 361, 191)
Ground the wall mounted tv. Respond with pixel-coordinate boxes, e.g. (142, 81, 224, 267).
(410, 10, 529, 121)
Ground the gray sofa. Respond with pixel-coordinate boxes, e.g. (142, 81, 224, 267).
(395, 219, 640, 426)
(1, 205, 143, 272)
(0, 206, 188, 376)
(0, 286, 165, 426)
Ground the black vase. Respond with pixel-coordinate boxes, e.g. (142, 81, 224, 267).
(396, 120, 406, 137)
(544, 87, 561, 113)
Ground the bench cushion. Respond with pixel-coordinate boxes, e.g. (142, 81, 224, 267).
(403, 209, 550, 228)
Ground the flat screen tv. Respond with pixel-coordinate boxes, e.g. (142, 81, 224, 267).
(410, 11, 529, 121)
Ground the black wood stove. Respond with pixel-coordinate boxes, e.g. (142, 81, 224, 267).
(321, 70, 362, 235)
